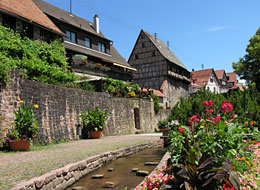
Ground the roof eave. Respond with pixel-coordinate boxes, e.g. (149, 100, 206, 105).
(0, 8, 65, 36)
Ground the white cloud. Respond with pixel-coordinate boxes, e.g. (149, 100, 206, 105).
(187, 26, 233, 35)
(205, 26, 233, 32)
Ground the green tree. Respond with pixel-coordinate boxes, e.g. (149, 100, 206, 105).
(233, 27, 260, 90)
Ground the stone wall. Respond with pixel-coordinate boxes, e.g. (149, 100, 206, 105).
(12, 140, 163, 190)
(0, 71, 170, 145)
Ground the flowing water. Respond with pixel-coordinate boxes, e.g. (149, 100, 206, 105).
(67, 147, 166, 190)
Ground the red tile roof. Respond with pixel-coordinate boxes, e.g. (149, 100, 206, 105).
(142, 88, 166, 98)
(215, 70, 225, 80)
(160, 80, 167, 91)
(238, 86, 248, 91)
(227, 72, 238, 88)
(190, 68, 214, 87)
(0, 0, 63, 35)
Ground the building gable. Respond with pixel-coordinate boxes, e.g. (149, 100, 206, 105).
(0, 0, 63, 35)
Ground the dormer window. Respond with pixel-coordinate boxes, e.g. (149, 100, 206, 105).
(98, 42, 106, 53)
(66, 30, 76, 43)
(85, 37, 91, 48)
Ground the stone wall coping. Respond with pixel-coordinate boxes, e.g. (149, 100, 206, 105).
(135, 151, 170, 188)
(12, 139, 163, 190)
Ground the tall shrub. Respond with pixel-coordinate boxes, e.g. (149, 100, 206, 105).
(168, 87, 260, 127)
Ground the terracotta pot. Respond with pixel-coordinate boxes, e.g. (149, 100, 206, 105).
(10, 139, 30, 151)
(159, 128, 167, 132)
(90, 130, 101, 139)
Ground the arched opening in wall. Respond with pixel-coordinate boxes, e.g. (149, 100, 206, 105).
(134, 108, 140, 129)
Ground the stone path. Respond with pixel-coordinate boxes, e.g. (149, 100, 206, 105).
(0, 134, 161, 189)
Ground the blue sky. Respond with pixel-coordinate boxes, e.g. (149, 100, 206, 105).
(45, 0, 260, 73)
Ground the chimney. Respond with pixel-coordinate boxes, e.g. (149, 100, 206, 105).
(192, 68, 195, 72)
(93, 14, 99, 33)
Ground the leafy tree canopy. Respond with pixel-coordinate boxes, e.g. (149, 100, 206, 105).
(233, 27, 260, 90)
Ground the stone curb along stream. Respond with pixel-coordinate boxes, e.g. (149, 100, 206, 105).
(11, 140, 163, 190)
(135, 151, 170, 189)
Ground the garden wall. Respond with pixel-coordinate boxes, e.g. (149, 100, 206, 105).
(0, 71, 170, 145)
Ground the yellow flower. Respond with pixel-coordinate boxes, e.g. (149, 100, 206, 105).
(200, 126, 204, 129)
(251, 162, 255, 165)
(188, 140, 191, 143)
(19, 100, 24, 104)
(241, 157, 245, 161)
(244, 121, 248, 126)
(245, 161, 250, 166)
(34, 104, 39, 109)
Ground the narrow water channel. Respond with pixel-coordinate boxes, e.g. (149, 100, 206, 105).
(68, 147, 166, 190)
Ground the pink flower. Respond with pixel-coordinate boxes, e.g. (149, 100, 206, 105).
(99, 100, 101, 103)
(216, 116, 221, 123)
(189, 115, 200, 125)
(202, 101, 209, 107)
(209, 100, 213, 107)
(178, 127, 185, 135)
(221, 100, 233, 113)
(231, 115, 235, 119)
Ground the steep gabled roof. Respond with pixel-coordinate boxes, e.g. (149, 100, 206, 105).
(227, 72, 238, 87)
(215, 70, 225, 80)
(142, 30, 187, 70)
(33, 0, 110, 41)
(191, 68, 220, 86)
(0, 0, 63, 35)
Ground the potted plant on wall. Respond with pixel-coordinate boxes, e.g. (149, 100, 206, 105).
(157, 120, 169, 132)
(80, 106, 108, 139)
(5, 101, 39, 151)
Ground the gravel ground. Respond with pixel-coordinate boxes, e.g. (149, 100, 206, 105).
(0, 134, 160, 189)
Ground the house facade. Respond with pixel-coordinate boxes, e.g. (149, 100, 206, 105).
(215, 70, 228, 93)
(226, 72, 238, 90)
(34, 0, 135, 82)
(128, 30, 190, 107)
(190, 68, 221, 94)
(0, 0, 63, 41)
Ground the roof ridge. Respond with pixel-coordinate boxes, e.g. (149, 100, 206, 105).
(142, 30, 187, 70)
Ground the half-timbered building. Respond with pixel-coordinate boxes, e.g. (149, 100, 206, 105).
(128, 30, 190, 107)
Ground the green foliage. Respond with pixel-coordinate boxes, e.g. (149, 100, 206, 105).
(150, 92, 161, 113)
(103, 78, 130, 97)
(80, 107, 108, 132)
(167, 99, 257, 189)
(65, 81, 95, 92)
(168, 86, 260, 129)
(103, 78, 160, 112)
(0, 25, 75, 84)
(157, 120, 168, 129)
(233, 27, 260, 90)
(5, 101, 38, 142)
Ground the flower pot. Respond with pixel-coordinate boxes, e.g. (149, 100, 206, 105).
(90, 130, 101, 139)
(10, 139, 30, 151)
(159, 128, 167, 132)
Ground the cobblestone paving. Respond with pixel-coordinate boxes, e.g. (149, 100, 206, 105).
(0, 134, 160, 189)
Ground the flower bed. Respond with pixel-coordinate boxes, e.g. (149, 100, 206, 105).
(136, 144, 260, 190)
(155, 99, 260, 189)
